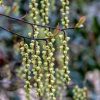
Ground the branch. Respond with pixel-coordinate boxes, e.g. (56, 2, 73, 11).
(0, 26, 47, 41)
(0, 13, 82, 30)
(0, 13, 83, 41)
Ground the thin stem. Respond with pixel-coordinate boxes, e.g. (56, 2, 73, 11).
(0, 26, 47, 41)
(0, 13, 83, 41)
(0, 13, 82, 30)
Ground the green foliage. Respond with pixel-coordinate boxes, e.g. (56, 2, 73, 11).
(73, 85, 87, 100)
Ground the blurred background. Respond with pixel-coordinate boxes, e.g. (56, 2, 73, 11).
(0, 0, 100, 100)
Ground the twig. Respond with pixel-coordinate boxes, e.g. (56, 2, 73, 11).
(0, 13, 82, 30)
(0, 26, 47, 41)
(0, 13, 83, 41)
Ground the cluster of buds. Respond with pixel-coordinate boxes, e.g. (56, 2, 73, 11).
(29, 0, 45, 98)
(40, 0, 50, 25)
(29, 0, 39, 25)
(29, 0, 44, 97)
(60, 0, 70, 28)
(31, 41, 44, 96)
(62, 36, 71, 85)
(42, 41, 56, 100)
(19, 0, 71, 99)
(56, 33, 71, 88)
(56, 0, 70, 88)
(19, 41, 32, 100)
(29, 0, 39, 38)
(58, 0, 71, 86)
(40, 5, 55, 99)
(73, 85, 88, 100)
(40, 0, 54, 39)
